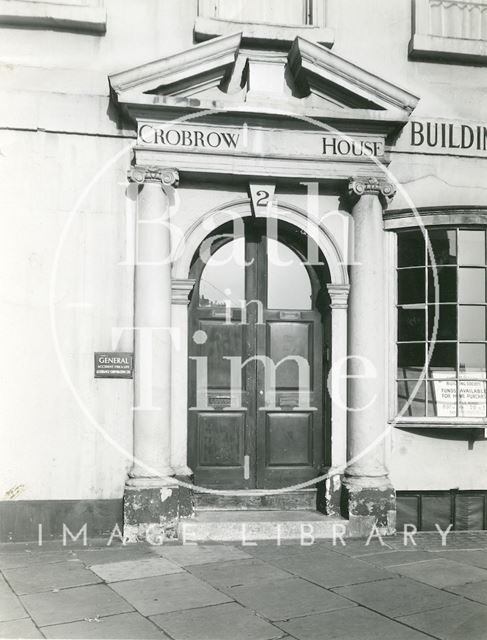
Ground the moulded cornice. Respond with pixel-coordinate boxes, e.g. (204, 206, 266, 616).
(109, 32, 242, 98)
(288, 37, 419, 115)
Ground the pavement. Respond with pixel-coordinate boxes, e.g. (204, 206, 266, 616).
(1, 532, 487, 639)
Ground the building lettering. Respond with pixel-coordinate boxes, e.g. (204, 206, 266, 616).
(322, 136, 383, 157)
(410, 120, 487, 152)
(138, 124, 240, 149)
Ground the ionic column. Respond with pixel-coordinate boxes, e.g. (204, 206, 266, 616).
(344, 176, 396, 536)
(124, 166, 180, 542)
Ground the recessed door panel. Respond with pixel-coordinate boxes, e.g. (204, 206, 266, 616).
(198, 413, 245, 467)
(268, 322, 312, 389)
(266, 413, 313, 466)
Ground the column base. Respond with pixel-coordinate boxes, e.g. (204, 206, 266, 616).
(123, 476, 193, 543)
(343, 475, 396, 537)
(318, 469, 345, 517)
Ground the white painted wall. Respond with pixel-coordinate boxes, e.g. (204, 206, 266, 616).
(1, 0, 486, 501)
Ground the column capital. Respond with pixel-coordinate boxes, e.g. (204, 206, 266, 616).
(128, 165, 179, 188)
(172, 279, 196, 305)
(327, 283, 350, 309)
(348, 176, 396, 207)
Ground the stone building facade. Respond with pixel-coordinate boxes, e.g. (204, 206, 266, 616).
(1, 0, 487, 541)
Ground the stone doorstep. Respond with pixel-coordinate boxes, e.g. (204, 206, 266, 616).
(178, 510, 349, 542)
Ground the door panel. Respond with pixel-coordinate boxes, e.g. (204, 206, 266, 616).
(189, 221, 325, 491)
(266, 413, 313, 466)
(268, 321, 312, 388)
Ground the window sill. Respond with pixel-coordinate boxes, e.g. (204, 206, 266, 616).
(409, 33, 487, 65)
(194, 16, 334, 48)
(392, 419, 487, 430)
(0, 0, 106, 34)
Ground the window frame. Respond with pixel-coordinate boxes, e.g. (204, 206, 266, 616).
(0, 0, 106, 34)
(386, 209, 487, 428)
(409, 0, 487, 65)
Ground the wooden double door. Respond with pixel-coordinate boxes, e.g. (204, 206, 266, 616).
(188, 221, 326, 490)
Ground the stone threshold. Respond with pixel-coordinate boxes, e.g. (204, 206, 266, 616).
(179, 510, 349, 542)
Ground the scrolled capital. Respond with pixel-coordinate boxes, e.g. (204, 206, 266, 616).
(128, 165, 179, 188)
(348, 176, 396, 207)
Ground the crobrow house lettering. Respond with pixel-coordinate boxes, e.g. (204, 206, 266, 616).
(137, 122, 385, 160)
(138, 124, 240, 149)
(411, 120, 487, 152)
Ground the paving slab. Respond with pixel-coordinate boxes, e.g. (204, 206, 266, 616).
(330, 540, 395, 557)
(276, 606, 432, 640)
(0, 550, 77, 569)
(0, 617, 42, 639)
(357, 550, 433, 567)
(42, 611, 169, 639)
(90, 557, 183, 582)
(398, 600, 487, 640)
(393, 558, 487, 588)
(265, 549, 392, 588)
(74, 546, 154, 566)
(239, 542, 336, 563)
(445, 579, 487, 605)
(0, 575, 27, 622)
(334, 576, 463, 618)
(110, 572, 232, 616)
(3, 560, 101, 595)
(407, 532, 487, 550)
(20, 583, 134, 626)
(227, 576, 355, 621)
(153, 544, 253, 566)
(151, 602, 283, 640)
(186, 558, 292, 589)
(436, 549, 487, 570)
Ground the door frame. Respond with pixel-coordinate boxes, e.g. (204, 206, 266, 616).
(169, 199, 350, 483)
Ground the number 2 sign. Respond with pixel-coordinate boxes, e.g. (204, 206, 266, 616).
(249, 183, 276, 214)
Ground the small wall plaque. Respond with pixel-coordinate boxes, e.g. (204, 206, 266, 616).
(94, 352, 133, 379)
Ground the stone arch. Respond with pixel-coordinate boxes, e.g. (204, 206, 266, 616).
(172, 198, 349, 285)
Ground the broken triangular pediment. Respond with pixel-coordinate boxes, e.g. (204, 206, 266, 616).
(109, 33, 418, 127)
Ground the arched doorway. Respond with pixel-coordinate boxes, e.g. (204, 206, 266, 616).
(188, 218, 331, 496)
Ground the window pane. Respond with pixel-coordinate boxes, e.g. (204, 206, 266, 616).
(458, 230, 485, 266)
(459, 343, 486, 372)
(397, 365, 423, 379)
(428, 304, 457, 340)
(459, 306, 486, 341)
(398, 307, 426, 341)
(398, 269, 425, 304)
(428, 342, 456, 372)
(427, 229, 457, 265)
(267, 239, 312, 309)
(458, 268, 485, 304)
(397, 380, 426, 417)
(428, 266, 457, 303)
(429, 374, 457, 417)
(398, 230, 425, 267)
(398, 343, 425, 368)
(458, 374, 486, 418)
(199, 238, 245, 307)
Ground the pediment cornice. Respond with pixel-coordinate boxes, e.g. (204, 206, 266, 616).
(288, 38, 418, 116)
(109, 32, 241, 98)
